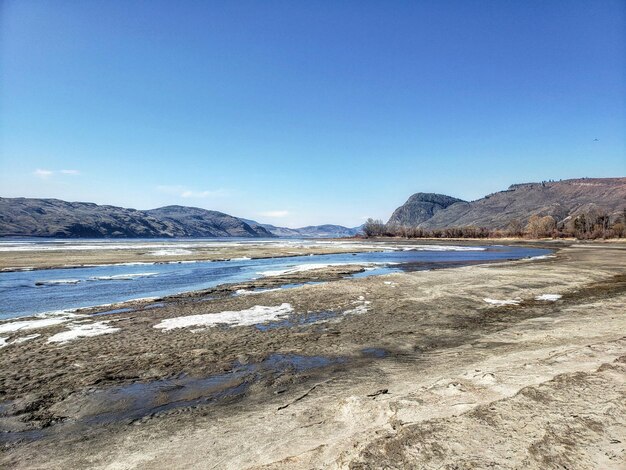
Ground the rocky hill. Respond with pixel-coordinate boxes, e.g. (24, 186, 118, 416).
(145, 206, 273, 237)
(387, 193, 466, 226)
(0, 198, 274, 238)
(388, 178, 626, 229)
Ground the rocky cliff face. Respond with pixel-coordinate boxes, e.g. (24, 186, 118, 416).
(388, 178, 626, 229)
(0, 198, 274, 238)
(387, 193, 466, 226)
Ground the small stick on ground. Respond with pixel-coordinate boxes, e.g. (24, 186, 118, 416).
(278, 379, 333, 410)
(367, 389, 389, 398)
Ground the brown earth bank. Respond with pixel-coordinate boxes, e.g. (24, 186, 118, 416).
(0, 241, 624, 469)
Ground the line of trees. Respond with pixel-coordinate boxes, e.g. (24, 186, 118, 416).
(362, 209, 626, 240)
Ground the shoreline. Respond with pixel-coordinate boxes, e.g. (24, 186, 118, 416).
(1, 241, 624, 469)
(0, 239, 395, 272)
(0, 236, 578, 272)
(1, 243, 554, 321)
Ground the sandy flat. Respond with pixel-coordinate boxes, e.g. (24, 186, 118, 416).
(0, 239, 387, 271)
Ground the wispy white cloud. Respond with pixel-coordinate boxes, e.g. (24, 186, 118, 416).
(34, 169, 80, 179)
(157, 185, 227, 199)
(259, 210, 289, 218)
(34, 169, 54, 179)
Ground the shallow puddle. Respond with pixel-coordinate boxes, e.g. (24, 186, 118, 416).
(91, 307, 134, 316)
(0, 353, 346, 443)
(77, 353, 345, 424)
(90, 302, 165, 317)
(361, 347, 389, 358)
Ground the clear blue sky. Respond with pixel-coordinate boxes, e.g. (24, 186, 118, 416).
(1, 0, 624, 227)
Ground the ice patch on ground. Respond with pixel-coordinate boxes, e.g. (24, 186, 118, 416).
(235, 288, 282, 296)
(230, 256, 251, 261)
(528, 255, 556, 260)
(148, 249, 192, 256)
(483, 298, 521, 306)
(47, 321, 120, 343)
(154, 304, 294, 330)
(62, 262, 156, 269)
(258, 263, 348, 276)
(398, 244, 486, 252)
(311, 241, 486, 252)
(36, 279, 81, 286)
(258, 262, 393, 277)
(89, 272, 158, 281)
(0, 337, 7, 348)
(535, 294, 562, 301)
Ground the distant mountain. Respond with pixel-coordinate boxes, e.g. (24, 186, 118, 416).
(388, 178, 626, 229)
(240, 220, 302, 238)
(241, 219, 362, 238)
(0, 198, 274, 238)
(293, 224, 362, 238)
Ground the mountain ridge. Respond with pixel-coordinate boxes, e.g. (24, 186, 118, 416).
(388, 178, 626, 229)
(241, 219, 362, 238)
(0, 198, 274, 238)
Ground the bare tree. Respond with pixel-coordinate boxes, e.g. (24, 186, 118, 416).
(506, 219, 524, 237)
(363, 218, 386, 238)
(525, 215, 555, 238)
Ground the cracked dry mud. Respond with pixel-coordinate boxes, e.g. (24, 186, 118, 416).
(1, 241, 625, 469)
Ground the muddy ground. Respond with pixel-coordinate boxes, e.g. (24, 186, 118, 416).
(0, 240, 624, 469)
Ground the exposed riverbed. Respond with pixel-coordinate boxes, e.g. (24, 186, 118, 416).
(0, 240, 548, 319)
(1, 240, 624, 470)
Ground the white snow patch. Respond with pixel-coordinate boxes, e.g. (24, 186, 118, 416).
(344, 299, 371, 315)
(0, 337, 7, 348)
(0, 317, 69, 334)
(12, 334, 41, 344)
(230, 256, 251, 261)
(154, 304, 294, 330)
(535, 294, 562, 301)
(48, 321, 120, 343)
(483, 298, 521, 306)
(0, 307, 93, 334)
